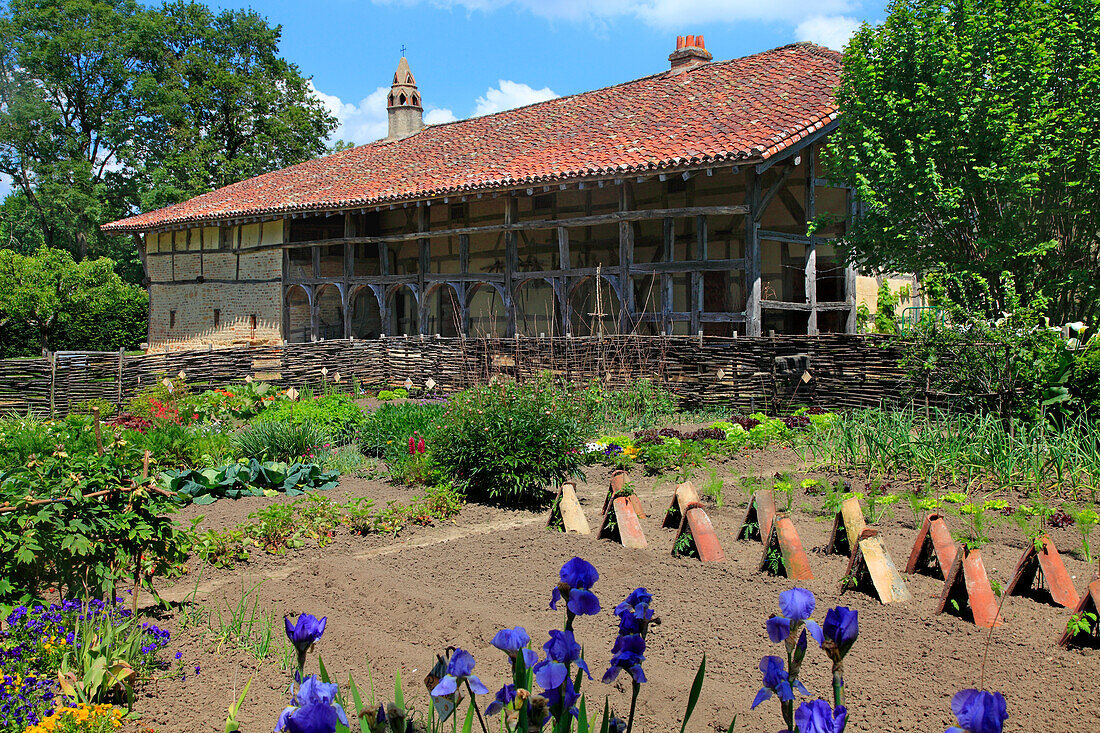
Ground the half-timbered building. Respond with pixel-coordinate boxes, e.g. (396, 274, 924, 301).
(103, 37, 891, 351)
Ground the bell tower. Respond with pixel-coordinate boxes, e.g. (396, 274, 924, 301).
(387, 56, 423, 140)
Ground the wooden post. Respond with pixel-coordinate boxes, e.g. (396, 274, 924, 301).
(49, 351, 57, 418)
(557, 227, 571, 335)
(92, 406, 103, 455)
(805, 146, 818, 335)
(418, 206, 431, 335)
(618, 183, 635, 332)
(344, 216, 355, 338)
(745, 169, 762, 337)
(844, 189, 858, 333)
(116, 348, 125, 411)
(662, 217, 674, 334)
(504, 197, 518, 336)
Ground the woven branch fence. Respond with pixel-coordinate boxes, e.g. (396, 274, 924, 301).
(0, 335, 927, 417)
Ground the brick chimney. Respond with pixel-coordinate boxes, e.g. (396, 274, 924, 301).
(669, 35, 713, 73)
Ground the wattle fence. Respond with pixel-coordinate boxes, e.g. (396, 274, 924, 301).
(0, 334, 915, 416)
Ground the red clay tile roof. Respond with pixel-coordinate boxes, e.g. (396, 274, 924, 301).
(103, 42, 841, 233)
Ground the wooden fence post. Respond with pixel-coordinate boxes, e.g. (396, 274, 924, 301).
(48, 351, 57, 418)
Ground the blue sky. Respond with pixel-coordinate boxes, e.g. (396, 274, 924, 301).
(1, 0, 888, 200)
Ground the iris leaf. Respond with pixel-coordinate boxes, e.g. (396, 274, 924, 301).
(680, 653, 706, 733)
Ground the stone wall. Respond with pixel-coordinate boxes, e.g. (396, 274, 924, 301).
(145, 220, 284, 351)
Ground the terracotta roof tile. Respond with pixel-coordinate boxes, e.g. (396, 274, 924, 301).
(103, 42, 840, 233)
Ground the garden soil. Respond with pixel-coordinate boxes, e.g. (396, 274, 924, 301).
(132, 455, 1100, 733)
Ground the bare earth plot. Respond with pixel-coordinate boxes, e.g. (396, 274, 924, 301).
(137, 460, 1100, 733)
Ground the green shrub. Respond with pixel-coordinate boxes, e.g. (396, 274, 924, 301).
(431, 379, 586, 505)
(1071, 346, 1100, 413)
(577, 379, 678, 430)
(235, 420, 329, 462)
(254, 393, 364, 444)
(359, 402, 445, 461)
(72, 398, 116, 417)
(377, 390, 395, 400)
(392, 387, 409, 399)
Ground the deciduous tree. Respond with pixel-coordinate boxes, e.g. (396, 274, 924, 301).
(824, 0, 1100, 324)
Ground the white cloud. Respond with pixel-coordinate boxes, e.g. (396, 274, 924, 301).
(374, 0, 857, 28)
(425, 108, 459, 125)
(794, 15, 861, 50)
(310, 78, 553, 144)
(473, 80, 557, 117)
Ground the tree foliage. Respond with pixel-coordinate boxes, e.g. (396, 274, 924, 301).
(0, 247, 147, 354)
(824, 0, 1100, 324)
(0, 0, 336, 274)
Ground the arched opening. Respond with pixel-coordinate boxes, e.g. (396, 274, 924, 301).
(569, 277, 621, 336)
(350, 287, 383, 339)
(515, 279, 558, 337)
(468, 283, 506, 337)
(423, 284, 462, 337)
(285, 285, 311, 344)
(388, 285, 419, 335)
(315, 284, 344, 340)
(399, 93, 407, 105)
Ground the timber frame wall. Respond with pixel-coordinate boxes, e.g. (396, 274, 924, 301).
(140, 136, 857, 347)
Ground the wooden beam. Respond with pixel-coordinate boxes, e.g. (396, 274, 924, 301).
(619, 183, 635, 332)
(176, 204, 751, 256)
(845, 188, 858, 333)
(759, 229, 811, 245)
(755, 119, 840, 174)
(755, 164, 795, 223)
(557, 226, 570, 270)
(504, 197, 517, 336)
(417, 207, 430, 335)
(761, 299, 812, 312)
(662, 217, 673, 334)
(805, 145, 818, 335)
(745, 169, 762, 337)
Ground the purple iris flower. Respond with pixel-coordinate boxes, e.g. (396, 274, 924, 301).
(795, 700, 848, 733)
(431, 648, 489, 697)
(283, 701, 339, 733)
(821, 607, 859, 662)
(608, 717, 627, 733)
(601, 634, 646, 684)
(946, 689, 1008, 733)
(542, 677, 580, 719)
(775, 588, 823, 645)
(614, 588, 654, 635)
(276, 675, 348, 733)
(536, 630, 592, 680)
(284, 614, 327, 655)
(485, 684, 517, 716)
(490, 627, 538, 668)
(751, 656, 809, 709)
(550, 557, 601, 616)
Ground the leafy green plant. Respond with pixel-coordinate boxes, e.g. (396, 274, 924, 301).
(235, 420, 329, 462)
(701, 469, 724, 507)
(431, 378, 586, 505)
(160, 459, 338, 504)
(0, 443, 187, 602)
(1069, 506, 1099, 562)
(57, 603, 164, 703)
(209, 581, 286, 660)
(245, 504, 305, 554)
(188, 518, 250, 568)
(1066, 610, 1098, 641)
(359, 402, 445, 462)
(253, 393, 364, 444)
